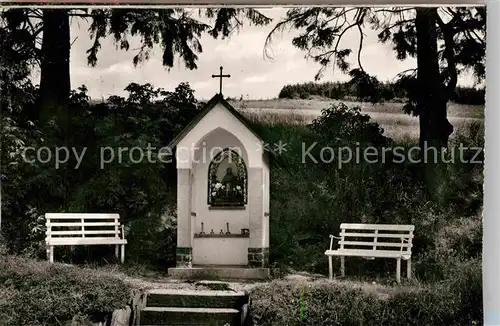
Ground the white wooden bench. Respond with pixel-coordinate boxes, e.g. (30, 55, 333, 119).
(325, 223, 415, 283)
(45, 213, 127, 264)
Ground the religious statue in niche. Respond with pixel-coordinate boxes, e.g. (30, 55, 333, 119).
(208, 149, 247, 207)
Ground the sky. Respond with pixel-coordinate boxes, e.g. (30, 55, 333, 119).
(32, 8, 478, 101)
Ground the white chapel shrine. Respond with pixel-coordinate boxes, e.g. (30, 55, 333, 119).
(167, 89, 271, 280)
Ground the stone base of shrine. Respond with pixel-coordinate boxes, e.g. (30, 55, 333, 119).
(168, 265, 270, 281)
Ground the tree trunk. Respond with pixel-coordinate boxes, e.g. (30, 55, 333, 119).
(415, 8, 453, 151)
(39, 9, 70, 128)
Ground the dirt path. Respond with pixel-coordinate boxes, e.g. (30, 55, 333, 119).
(117, 271, 407, 301)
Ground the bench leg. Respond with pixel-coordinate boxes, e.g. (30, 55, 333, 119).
(49, 246, 54, 263)
(396, 258, 401, 283)
(115, 245, 119, 260)
(328, 256, 333, 279)
(407, 258, 412, 279)
(120, 245, 125, 264)
(340, 256, 345, 277)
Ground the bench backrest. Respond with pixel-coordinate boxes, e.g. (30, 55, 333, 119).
(45, 213, 123, 240)
(333, 223, 414, 255)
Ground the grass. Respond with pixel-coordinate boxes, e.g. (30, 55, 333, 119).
(250, 258, 482, 326)
(228, 98, 484, 117)
(0, 255, 132, 326)
(230, 98, 484, 140)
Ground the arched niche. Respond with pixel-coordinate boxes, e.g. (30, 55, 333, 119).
(207, 148, 248, 207)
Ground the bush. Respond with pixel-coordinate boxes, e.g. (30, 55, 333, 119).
(309, 102, 388, 146)
(126, 201, 177, 270)
(299, 91, 310, 99)
(0, 255, 131, 326)
(452, 86, 485, 105)
(250, 259, 481, 326)
(413, 215, 482, 282)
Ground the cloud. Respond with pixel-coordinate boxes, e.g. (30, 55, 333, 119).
(244, 75, 268, 84)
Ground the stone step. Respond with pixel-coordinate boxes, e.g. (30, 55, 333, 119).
(146, 289, 248, 309)
(140, 307, 241, 326)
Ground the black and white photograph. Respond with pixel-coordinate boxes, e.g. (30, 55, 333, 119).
(0, 5, 487, 326)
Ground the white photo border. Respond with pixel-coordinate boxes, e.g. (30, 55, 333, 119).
(484, 1, 499, 325)
(0, 1, 495, 324)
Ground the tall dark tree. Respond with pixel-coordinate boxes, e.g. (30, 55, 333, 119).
(415, 8, 452, 149)
(265, 7, 486, 149)
(39, 9, 70, 126)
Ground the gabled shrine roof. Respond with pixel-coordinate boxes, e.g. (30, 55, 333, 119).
(168, 93, 283, 166)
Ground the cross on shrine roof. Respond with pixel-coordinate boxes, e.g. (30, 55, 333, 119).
(211, 66, 231, 96)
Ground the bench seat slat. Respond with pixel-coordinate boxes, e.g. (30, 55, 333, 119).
(47, 238, 127, 245)
(340, 223, 415, 231)
(325, 249, 411, 259)
(340, 232, 413, 238)
(48, 222, 119, 227)
(339, 241, 412, 248)
(46, 213, 119, 220)
(50, 230, 119, 235)
(47, 217, 119, 220)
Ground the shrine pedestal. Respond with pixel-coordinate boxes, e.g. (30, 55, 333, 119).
(193, 233, 249, 266)
(169, 233, 270, 281)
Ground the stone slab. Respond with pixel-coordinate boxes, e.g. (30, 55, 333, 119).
(146, 289, 248, 309)
(168, 266, 270, 280)
(140, 306, 239, 325)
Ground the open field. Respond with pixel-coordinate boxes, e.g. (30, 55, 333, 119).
(229, 99, 484, 140)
